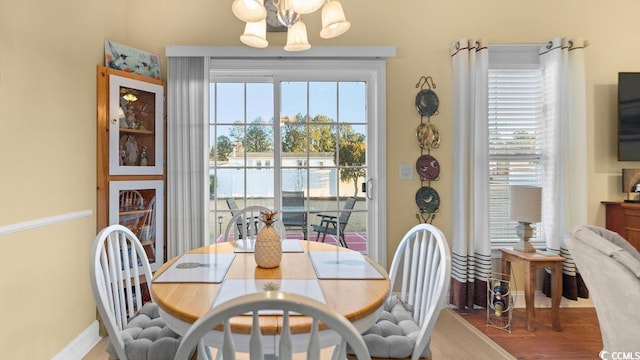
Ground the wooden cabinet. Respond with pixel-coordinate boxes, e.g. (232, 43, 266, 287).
(97, 65, 165, 269)
(602, 201, 640, 251)
(622, 204, 640, 252)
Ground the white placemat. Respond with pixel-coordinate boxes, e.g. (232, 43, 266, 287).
(153, 253, 235, 283)
(212, 279, 325, 314)
(308, 251, 385, 279)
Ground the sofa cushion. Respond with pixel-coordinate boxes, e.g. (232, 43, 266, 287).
(584, 225, 640, 263)
(106, 302, 181, 360)
(610, 249, 640, 279)
(575, 226, 640, 280)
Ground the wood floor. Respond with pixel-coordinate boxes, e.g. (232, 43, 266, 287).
(460, 307, 603, 360)
(83, 307, 602, 360)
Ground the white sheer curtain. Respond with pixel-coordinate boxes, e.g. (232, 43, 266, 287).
(539, 37, 589, 299)
(166, 57, 208, 258)
(450, 38, 492, 310)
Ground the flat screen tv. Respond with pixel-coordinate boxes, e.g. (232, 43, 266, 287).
(619, 72, 640, 161)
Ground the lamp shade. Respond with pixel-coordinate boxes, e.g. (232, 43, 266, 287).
(240, 20, 268, 48)
(232, 0, 267, 23)
(319, 0, 350, 39)
(284, 21, 310, 51)
(510, 185, 541, 223)
(289, 0, 325, 14)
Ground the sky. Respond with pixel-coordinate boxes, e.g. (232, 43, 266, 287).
(210, 81, 366, 130)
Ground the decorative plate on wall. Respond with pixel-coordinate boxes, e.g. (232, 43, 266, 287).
(416, 154, 440, 181)
(415, 186, 440, 214)
(416, 123, 440, 149)
(415, 88, 440, 117)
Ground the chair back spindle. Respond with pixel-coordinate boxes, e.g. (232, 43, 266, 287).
(174, 292, 370, 360)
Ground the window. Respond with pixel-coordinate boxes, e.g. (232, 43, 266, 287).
(488, 46, 544, 247)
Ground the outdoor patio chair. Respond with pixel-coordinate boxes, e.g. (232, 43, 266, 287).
(312, 197, 357, 248)
(282, 190, 308, 239)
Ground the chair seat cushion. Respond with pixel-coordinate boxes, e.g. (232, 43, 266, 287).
(354, 297, 429, 359)
(106, 302, 181, 360)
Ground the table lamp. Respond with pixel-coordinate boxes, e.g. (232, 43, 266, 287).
(510, 185, 541, 253)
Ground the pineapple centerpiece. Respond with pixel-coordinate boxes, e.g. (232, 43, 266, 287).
(254, 210, 282, 268)
(260, 210, 278, 227)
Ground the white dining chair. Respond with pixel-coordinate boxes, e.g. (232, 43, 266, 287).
(174, 291, 371, 360)
(351, 223, 451, 360)
(90, 224, 181, 360)
(222, 205, 286, 242)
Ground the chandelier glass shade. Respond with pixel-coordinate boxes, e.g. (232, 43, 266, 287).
(232, 0, 267, 23)
(231, 0, 350, 51)
(284, 21, 311, 51)
(289, 0, 324, 14)
(241, 19, 269, 48)
(319, 0, 350, 39)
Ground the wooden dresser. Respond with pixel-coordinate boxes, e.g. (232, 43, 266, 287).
(602, 201, 640, 251)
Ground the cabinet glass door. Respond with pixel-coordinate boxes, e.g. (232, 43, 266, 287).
(109, 180, 164, 270)
(109, 74, 163, 175)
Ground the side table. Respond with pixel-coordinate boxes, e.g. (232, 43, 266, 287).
(500, 248, 564, 331)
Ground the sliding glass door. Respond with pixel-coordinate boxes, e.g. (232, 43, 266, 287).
(209, 78, 368, 252)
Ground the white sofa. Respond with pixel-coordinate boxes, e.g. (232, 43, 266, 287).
(568, 225, 640, 353)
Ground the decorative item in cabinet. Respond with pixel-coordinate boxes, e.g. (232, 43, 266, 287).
(108, 73, 164, 175)
(109, 180, 164, 271)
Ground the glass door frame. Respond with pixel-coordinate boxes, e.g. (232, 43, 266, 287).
(209, 58, 387, 267)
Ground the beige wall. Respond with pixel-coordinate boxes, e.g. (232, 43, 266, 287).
(1, 0, 638, 357)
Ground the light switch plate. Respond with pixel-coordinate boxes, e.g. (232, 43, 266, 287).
(399, 164, 413, 180)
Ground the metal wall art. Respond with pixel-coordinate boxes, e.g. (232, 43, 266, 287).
(414, 76, 441, 224)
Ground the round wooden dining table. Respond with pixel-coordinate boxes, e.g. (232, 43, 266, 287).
(150, 240, 390, 354)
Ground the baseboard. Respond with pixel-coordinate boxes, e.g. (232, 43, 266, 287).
(511, 290, 593, 308)
(52, 321, 102, 360)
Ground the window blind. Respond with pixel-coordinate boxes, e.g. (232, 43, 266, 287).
(488, 68, 543, 244)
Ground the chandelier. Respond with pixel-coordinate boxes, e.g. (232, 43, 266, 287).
(231, 0, 350, 51)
